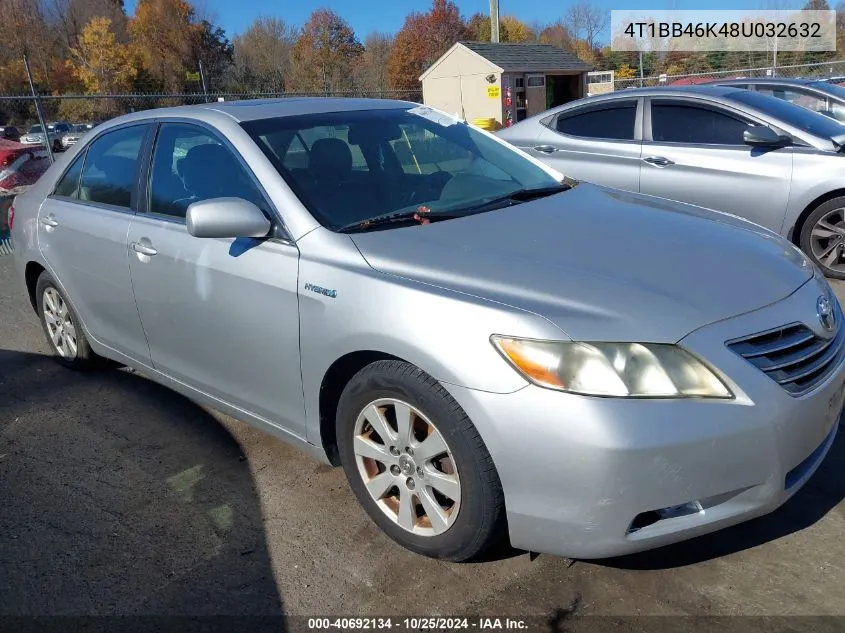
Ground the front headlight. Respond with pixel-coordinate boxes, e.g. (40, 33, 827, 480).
(491, 336, 732, 398)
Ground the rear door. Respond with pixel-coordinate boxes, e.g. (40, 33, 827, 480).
(36, 123, 153, 363)
(639, 97, 793, 232)
(527, 98, 642, 191)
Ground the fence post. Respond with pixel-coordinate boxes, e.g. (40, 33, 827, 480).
(23, 54, 54, 165)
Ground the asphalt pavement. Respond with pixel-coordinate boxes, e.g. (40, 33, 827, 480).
(2, 254, 845, 631)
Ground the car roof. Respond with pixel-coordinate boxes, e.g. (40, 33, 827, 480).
(711, 77, 818, 86)
(580, 84, 746, 100)
(104, 97, 418, 127)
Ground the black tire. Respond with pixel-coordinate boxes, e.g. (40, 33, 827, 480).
(52, 140, 62, 152)
(336, 360, 506, 561)
(800, 196, 845, 279)
(35, 271, 101, 369)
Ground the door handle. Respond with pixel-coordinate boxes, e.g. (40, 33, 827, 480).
(533, 145, 560, 154)
(40, 217, 58, 228)
(643, 156, 675, 167)
(131, 241, 158, 256)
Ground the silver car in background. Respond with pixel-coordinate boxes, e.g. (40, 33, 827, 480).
(9, 99, 844, 561)
(710, 77, 845, 123)
(497, 85, 845, 278)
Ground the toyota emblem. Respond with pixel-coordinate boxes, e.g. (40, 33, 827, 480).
(817, 295, 835, 332)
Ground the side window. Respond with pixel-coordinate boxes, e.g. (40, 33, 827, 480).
(554, 101, 637, 140)
(53, 151, 86, 199)
(756, 87, 828, 114)
(148, 123, 266, 220)
(79, 125, 147, 208)
(651, 101, 749, 145)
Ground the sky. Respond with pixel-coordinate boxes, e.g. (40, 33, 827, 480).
(122, 0, 809, 41)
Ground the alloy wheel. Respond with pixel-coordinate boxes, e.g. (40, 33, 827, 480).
(43, 287, 78, 358)
(352, 398, 461, 536)
(810, 207, 845, 273)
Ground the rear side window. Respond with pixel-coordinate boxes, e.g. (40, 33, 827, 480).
(79, 125, 147, 208)
(651, 101, 749, 145)
(554, 101, 637, 140)
(53, 152, 85, 198)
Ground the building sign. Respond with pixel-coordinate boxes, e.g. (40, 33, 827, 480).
(487, 85, 501, 99)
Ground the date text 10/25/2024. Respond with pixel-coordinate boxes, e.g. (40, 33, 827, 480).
(307, 617, 529, 631)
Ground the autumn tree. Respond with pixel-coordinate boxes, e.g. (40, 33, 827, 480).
(500, 16, 534, 42)
(538, 22, 576, 53)
(388, 0, 467, 91)
(287, 9, 363, 93)
(387, 12, 428, 90)
(232, 16, 297, 91)
(357, 32, 394, 93)
(129, 0, 201, 92)
(466, 13, 534, 42)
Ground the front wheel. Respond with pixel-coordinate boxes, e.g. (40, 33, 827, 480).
(336, 360, 506, 561)
(800, 196, 845, 279)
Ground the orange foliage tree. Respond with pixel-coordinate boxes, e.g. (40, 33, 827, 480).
(129, 0, 202, 92)
(388, 0, 467, 91)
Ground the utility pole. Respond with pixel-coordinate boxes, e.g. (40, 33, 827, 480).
(23, 54, 54, 164)
(639, 51, 644, 87)
(490, 0, 500, 43)
(198, 59, 209, 101)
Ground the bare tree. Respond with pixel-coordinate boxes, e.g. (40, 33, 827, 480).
(232, 16, 297, 92)
(564, 1, 609, 51)
(41, 0, 127, 49)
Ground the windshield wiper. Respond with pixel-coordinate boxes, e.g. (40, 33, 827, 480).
(336, 184, 571, 233)
(336, 208, 456, 233)
(451, 183, 571, 215)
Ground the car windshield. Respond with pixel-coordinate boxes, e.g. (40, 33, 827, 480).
(28, 125, 42, 133)
(729, 89, 845, 139)
(241, 107, 562, 231)
(72, 125, 87, 133)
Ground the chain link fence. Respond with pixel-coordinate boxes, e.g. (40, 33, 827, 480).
(613, 59, 845, 90)
(0, 89, 424, 133)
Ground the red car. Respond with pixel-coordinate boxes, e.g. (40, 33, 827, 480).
(0, 139, 51, 194)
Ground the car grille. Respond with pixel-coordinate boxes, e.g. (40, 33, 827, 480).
(727, 317, 845, 396)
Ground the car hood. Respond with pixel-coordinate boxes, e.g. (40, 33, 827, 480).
(350, 184, 814, 342)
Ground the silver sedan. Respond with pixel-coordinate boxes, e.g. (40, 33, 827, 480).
(497, 85, 845, 279)
(9, 98, 844, 560)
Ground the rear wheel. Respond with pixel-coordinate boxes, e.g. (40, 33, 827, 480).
(336, 360, 506, 561)
(35, 271, 101, 369)
(800, 196, 845, 279)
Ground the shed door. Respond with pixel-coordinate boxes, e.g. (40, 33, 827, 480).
(525, 74, 547, 117)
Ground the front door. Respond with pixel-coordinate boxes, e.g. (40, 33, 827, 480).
(37, 123, 152, 363)
(126, 122, 306, 437)
(639, 98, 793, 232)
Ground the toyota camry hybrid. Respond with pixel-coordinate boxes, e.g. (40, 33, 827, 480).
(9, 98, 844, 561)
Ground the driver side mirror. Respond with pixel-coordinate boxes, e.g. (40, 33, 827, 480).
(186, 197, 271, 239)
(743, 125, 791, 148)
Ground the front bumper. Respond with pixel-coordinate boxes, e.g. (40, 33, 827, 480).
(447, 277, 844, 559)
